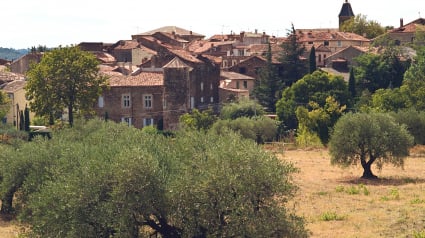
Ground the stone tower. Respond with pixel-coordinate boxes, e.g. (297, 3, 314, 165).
(162, 57, 193, 130)
(339, 0, 355, 30)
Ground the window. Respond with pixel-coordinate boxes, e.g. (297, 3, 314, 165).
(232, 60, 237, 66)
(210, 97, 214, 103)
(243, 80, 248, 89)
(200, 97, 204, 103)
(238, 49, 244, 56)
(144, 94, 152, 109)
(98, 96, 104, 108)
(239, 67, 246, 74)
(324, 41, 329, 46)
(337, 41, 342, 47)
(122, 94, 131, 108)
(143, 118, 154, 127)
(223, 60, 228, 68)
(190, 97, 195, 109)
(121, 117, 132, 126)
(210, 83, 213, 90)
(236, 81, 240, 89)
(200, 82, 204, 91)
(318, 54, 322, 63)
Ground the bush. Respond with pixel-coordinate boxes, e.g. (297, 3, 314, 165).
(220, 98, 264, 120)
(211, 116, 278, 142)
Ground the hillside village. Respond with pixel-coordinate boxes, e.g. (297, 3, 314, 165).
(1, 0, 424, 130)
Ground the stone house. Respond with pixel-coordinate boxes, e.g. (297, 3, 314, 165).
(324, 45, 370, 70)
(9, 53, 43, 74)
(0, 79, 34, 126)
(386, 18, 425, 45)
(219, 71, 254, 102)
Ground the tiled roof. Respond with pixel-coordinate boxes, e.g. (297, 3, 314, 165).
(93, 52, 116, 64)
(0, 80, 26, 92)
(0, 69, 25, 83)
(134, 26, 204, 37)
(188, 40, 233, 53)
(166, 46, 203, 63)
(154, 32, 189, 43)
(339, 1, 354, 17)
(391, 18, 425, 33)
(220, 71, 254, 80)
(163, 57, 193, 70)
(109, 71, 163, 87)
(297, 30, 370, 42)
(113, 40, 140, 50)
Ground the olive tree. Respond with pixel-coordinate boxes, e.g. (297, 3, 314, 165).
(1, 119, 307, 237)
(329, 113, 414, 179)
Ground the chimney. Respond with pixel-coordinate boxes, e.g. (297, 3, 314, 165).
(400, 18, 404, 27)
(240, 31, 245, 42)
(255, 29, 258, 34)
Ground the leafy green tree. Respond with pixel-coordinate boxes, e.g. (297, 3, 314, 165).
(179, 108, 217, 131)
(391, 109, 425, 145)
(399, 47, 425, 110)
(354, 48, 409, 94)
(276, 70, 349, 129)
(309, 46, 316, 73)
(340, 14, 385, 39)
(279, 24, 308, 86)
(295, 96, 346, 146)
(219, 98, 264, 120)
(26, 46, 107, 127)
(1, 119, 307, 237)
(0, 91, 10, 121)
(370, 88, 408, 112)
(253, 43, 281, 112)
(329, 113, 414, 179)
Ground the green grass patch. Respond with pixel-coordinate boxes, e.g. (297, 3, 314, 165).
(319, 211, 346, 221)
(335, 184, 369, 195)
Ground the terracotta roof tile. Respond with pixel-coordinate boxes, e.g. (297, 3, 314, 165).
(220, 71, 254, 80)
(113, 40, 140, 50)
(109, 72, 163, 87)
(1, 80, 26, 92)
(134, 26, 204, 37)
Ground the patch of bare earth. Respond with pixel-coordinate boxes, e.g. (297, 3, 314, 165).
(0, 216, 19, 238)
(280, 147, 425, 238)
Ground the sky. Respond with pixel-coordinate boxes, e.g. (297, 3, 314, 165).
(1, 0, 424, 49)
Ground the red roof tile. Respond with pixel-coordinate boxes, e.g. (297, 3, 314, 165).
(109, 72, 164, 87)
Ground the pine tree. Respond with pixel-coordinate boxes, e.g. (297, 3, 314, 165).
(309, 46, 317, 73)
(253, 43, 281, 112)
(279, 24, 308, 86)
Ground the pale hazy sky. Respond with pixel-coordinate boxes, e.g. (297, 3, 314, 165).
(1, 0, 424, 49)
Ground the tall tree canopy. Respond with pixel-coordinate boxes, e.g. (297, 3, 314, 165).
(279, 24, 308, 86)
(253, 43, 281, 112)
(340, 14, 385, 39)
(25, 46, 107, 126)
(329, 113, 413, 179)
(276, 70, 349, 130)
(0, 119, 307, 237)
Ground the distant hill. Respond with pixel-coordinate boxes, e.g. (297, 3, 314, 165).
(0, 47, 28, 61)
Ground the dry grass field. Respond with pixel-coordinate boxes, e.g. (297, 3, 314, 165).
(1, 147, 425, 237)
(281, 146, 425, 238)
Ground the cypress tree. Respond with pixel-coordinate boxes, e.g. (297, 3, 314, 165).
(19, 110, 25, 131)
(309, 46, 317, 73)
(24, 105, 30, 132)
(348, 67, 356, 98)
